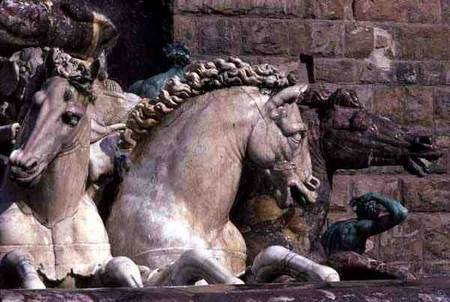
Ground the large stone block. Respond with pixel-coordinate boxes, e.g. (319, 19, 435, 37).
(288, 21, 309, 56)
(401, 176, 450, 212)
(314, 58, 357, 83)
(175, 0, 306, 18)
(330, 175, 352, 211)
(356, 61, 393, 84)
(305, 21, 345, 57)
(345, 23, 374, 59)
(241, 19, 289, 55)
(353, 0, 442, 23)
(173, 15, 198, 53)
(350, 175, 401, 200)
(442, 0, 450, 23)
(197, 17, 241, 55)
(422, 213, 450, 262)
(395, 25, 450, 60)
(424, 261, 450, 276)
(379, 214, 423, 263)
(305, 0, 354, 20)
(434, 87, 450, 128)
(373, 86, 434, 128)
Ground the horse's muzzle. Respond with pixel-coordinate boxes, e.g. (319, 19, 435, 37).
(8, 150, 42, 187)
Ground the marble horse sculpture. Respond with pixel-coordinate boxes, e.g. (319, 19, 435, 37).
(233, 88, 442, 281)
(107, 58, 340, 285)
(0, 48, 142, 289)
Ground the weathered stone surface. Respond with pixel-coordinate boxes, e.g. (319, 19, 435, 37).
(373, 86, 434, 128)
(395, 25, 450, 60)
(353, 0, 442, 23)
(305, 21, 345, 57)
(442, 0, 450, 23)
(434, 87, 450, 128)
(423, 213, 450, 262)
(314, 58, 356, 83)
(379, 214, 423, 263)
(372, 86, 404, 123)
(197, 17, 241, 55)
(175, 0, 306, 18)
(401, 176, 450, 212)
(288, 21, 309, 56)
(305, 0, 354, 20)
(425, 261, 450, 276)
(351, 175, 401, 200)
(418, 62, 446, 85)
(345, 23, 374, 58)
(330, 175, 351, 211)
(241, 19, 289, 55)
(356, 61, 392, 84)
(173, 15, 198, 53)
(1, 280, 450, 301)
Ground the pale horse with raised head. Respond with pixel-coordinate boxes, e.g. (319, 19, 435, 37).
(106, 58, 340, 285)
(0, 48, 142, 289)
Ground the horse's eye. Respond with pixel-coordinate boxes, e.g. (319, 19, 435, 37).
(64, 89, 74, 102)
(62, 111, 81, 127)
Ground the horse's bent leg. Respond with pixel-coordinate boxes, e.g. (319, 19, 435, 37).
(162, 249, 244, 286)
(98, 257, 143, 288)
(251, 246, 340, 283)
(327, 251, 416, 281)
(0, 250, 45, 289)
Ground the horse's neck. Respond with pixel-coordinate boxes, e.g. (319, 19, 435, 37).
(23, 119, 91, 227)
(130, 87, 263, 226)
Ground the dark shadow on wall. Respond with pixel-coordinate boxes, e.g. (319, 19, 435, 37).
(84, 0, 173, 88)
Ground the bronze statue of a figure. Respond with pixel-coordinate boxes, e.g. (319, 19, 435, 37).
(320, 192, 415, 280)
(128, 43, 191, 99)
(322, 192, 408, 256)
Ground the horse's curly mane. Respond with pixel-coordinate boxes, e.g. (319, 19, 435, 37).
(126, 57, 297, 141)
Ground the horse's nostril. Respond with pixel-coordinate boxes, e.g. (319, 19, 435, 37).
(26, 160, 38, 170)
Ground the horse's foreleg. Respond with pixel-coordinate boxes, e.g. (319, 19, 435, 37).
(250, 246, 340, 283)
(0, 250, 45, 289)
(151, 249, 244, 286)
(97, 256, 143, 288)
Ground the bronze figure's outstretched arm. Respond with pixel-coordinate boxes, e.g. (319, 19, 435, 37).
(353, 192, 408, 237)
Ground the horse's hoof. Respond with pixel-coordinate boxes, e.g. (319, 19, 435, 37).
(22, 274, 46, 289)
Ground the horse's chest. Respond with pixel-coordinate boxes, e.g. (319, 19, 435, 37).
(0, 196, 111, 281)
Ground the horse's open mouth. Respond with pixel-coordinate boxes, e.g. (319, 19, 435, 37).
(9, 164, 44, 187)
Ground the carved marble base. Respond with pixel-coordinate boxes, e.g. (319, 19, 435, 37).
(1, 279, 449, 301)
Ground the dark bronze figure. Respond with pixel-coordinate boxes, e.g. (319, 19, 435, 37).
(322, 192, 408, 256)
(128, 43, 191, 99)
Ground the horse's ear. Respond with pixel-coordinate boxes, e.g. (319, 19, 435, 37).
(0, 58, 20, 98)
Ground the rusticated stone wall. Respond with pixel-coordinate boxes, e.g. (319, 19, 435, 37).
(171, 0, 450, 277)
